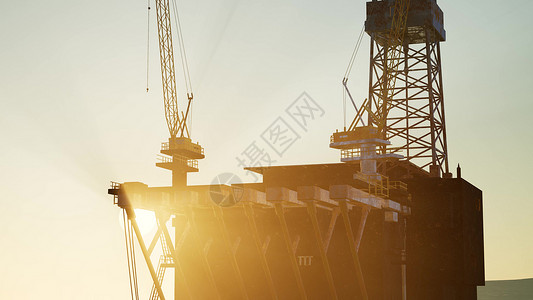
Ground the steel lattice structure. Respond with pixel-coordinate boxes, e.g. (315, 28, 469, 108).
(362, 0, 449, 176)
(155, 0, 180, 138)
(367, 28, 449, 175)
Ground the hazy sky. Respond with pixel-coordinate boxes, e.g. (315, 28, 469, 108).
(1, 0, 532, 298)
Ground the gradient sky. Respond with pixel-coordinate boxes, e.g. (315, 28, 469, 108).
(1, 0, 532, 298)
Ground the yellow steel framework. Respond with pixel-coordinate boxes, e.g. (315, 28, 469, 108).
(372, 0, 411, 134)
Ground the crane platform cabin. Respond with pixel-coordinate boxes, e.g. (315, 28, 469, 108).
(108, 0, 484, 299)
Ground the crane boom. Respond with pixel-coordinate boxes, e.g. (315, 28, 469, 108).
(155, 0, 180, 138)
(152, 0, 204, 188)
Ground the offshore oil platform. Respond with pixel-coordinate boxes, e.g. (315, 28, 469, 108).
(108, 0, 485, 299)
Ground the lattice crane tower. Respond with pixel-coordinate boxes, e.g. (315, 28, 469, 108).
(154, 0, 204, 188)
(332, 0, 449, 178)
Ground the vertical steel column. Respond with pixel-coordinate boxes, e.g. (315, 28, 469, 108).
(424, 29, 438, 171)
(367, 37, 375, 125)
(306, 202, 338, 299)
(186, 207, 221, 299)
(172, 217, 192, 299)
(404, 43, 410, 161)
(244, 204, 278, 300)
(401, 218, 407, 300)
(212, 206, 249, 300)
(274, 203, 307, 300)
(339, 201, 368, 300)
(436, 42, 449, 174)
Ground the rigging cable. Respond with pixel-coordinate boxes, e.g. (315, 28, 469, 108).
(171, 0, 194, 134)
(344, 24, 365, 80)
(123, 210, 140, 300)
(342, 24, 366, 129)
(122, 211, 134, 300)
(171, 0, 193, 96)
(146, 1, 151, 92)
(129, 218, 140, 300)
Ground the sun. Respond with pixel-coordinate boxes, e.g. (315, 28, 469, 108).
(133, 209, 157, 235)
(118, 209, 157, 236)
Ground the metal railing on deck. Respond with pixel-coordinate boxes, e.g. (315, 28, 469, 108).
(157, 155, 198, 169)
(110, 181, 121, 204)
(341, 147, 399, 159)
(355, 172, 390, 198)
(389, 181, 408, 191)
(161, 141, 204, 155)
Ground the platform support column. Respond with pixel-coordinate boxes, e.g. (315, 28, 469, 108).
(244, 204, 278, 300)
(339, 201, 368, 300)
(274, 203, 307, 300)
(186, 207, 221, 299)
(212, 206, 249, 299)
(306, 201, 338, 299)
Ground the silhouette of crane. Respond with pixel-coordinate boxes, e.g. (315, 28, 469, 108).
(153, 0, 204, 189)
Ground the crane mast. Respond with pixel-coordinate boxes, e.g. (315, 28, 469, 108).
(153, 0, 204, 188)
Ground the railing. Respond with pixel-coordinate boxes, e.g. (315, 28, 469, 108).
(341, 148, 362, 159)
(110, 181, 121, 204)
(341, 147, 400, 159)
(161, 141, 204, 155)
(157, 155, 198, 169)
(390, 181, 408, 191)
(355, 172, 390, 198)
(157, 154, 173, 163)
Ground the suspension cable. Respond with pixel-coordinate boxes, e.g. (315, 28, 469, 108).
(170, 0, 195, 136)
(123, 210, 140, 300)
(342, 24, 366, 129)
(171, 0, 193, 96)
(344, 24, 365, 80)
(146, 1, 151, 93)
(129, 218, 140, 300)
